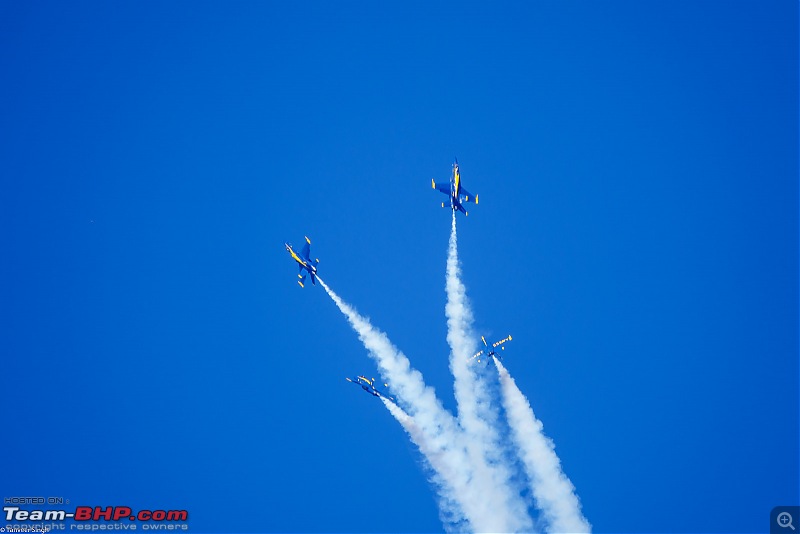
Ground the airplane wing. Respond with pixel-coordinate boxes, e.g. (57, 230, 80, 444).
(301, 240, 311, 261)
(493, 335, 512, 349)
(469, 349, 485, 362)
(432, 179, 451, 195)
(460, 188, 477, 204)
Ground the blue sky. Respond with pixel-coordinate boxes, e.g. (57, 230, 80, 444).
(1, 2, 797, 532)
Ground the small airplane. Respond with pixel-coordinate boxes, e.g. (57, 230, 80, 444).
(284, 236, 319, 287)
(432, 158, 478, 215)
(346, 375, 396, 402)
(469, 334, 512, 364)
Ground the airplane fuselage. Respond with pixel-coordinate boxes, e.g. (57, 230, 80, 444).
(285, 243, 316, 275)
(347, 375, 393, 401)
(355, 376, 379, 395)
(361, 385, 380, 397)
(285, 236, 318, 287)
(452, 163, 461, 198)
(432, 159, 475, 215)
(444, 163, 461, 209)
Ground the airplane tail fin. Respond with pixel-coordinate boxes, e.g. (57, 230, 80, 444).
(298, 273, 306, 288)
(310, 271, 317, 285)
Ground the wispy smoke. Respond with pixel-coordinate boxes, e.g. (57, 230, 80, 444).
(444, 212, 535, 533)
(318, 277, 475, 531)
(380, 398, 468, 531)
(495, 357, 591, 533)
(315, 209, 590, 533)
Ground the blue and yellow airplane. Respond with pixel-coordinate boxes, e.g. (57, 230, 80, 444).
(469, 334, 512, 364)
(284, 236, 319, 287)
(346, 375, 396, 403)
(432, 158, 478, 215)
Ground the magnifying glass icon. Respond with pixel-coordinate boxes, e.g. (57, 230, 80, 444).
(778, 512, 795, 530)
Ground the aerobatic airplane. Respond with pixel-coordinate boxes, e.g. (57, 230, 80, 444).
(284, 235, 319, 287)
(469, 334, 512, 364)
(432, 158, 478, 215)
(346, 375, 396, 402)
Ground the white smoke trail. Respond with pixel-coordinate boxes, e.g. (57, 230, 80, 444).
(381, 398, 444, 474)
(319, 277, 481, 531)
(445, 212, 534, 533)
(380, 398, 468, 530)
(494, 357, 591, 533)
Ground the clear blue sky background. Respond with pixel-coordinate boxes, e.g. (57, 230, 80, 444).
(1, 2, 797, 533)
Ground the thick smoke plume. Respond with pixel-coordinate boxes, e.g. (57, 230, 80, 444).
(320, 277, 500, 532)
(495, 357, 591, 533)
(444, 212, 534, 533)
(314, 208, 590, 533)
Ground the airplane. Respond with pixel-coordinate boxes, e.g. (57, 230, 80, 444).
(284, 235, 319, 287)
(432, 158, 478, 215)
(469, 334, 512, 364)
(346, 375, 396, 402)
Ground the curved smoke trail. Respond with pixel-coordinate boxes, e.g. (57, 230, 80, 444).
(315, 209, 590, 533)
(320, 277, 487, 532)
